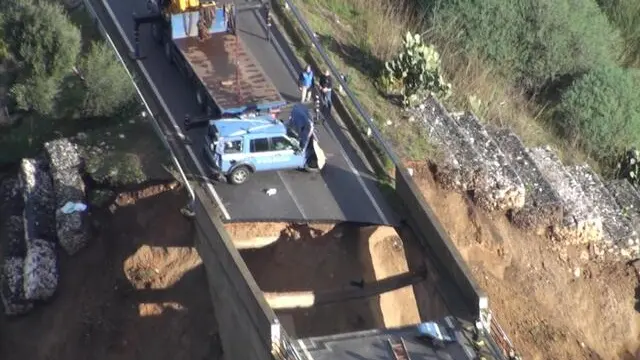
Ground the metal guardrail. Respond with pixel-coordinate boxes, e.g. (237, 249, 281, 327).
(276, 0, 403, 169)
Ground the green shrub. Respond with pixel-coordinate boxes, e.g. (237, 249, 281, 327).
(86, 152, 147, 186)
(429, 0, 621, 90)
(597, 0, 640, 67)
(79, 41, 136, 117)
(555, 66, 640, 161)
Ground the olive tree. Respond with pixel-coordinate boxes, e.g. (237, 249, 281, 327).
(2, 0, 81, 114)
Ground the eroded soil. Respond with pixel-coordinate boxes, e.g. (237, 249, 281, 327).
(412, 164, 640, 360)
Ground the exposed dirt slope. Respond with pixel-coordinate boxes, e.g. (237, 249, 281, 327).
(412, 164, 640, 360)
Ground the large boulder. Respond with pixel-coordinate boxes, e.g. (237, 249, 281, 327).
(45, 139, 89, 255)
(568, 165, 639, 259)
(413, 95, 486, 191)
(4, 216, 27, 258)
(1, 257, 33, 316)
(488, 128, 563, 230)
(452, 113, 525, 212)
(23, 239, 59, 301)
(19, 157, 56, 243)
(528, 147, 603, 244)
(44, 139, 83, 173)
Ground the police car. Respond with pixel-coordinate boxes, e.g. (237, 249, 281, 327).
(203, 104, 326, 185)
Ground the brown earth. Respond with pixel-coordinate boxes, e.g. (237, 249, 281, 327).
(233, 222, 423, 338)
(0, 189, 221, 360)
(410, 163, 640, 360)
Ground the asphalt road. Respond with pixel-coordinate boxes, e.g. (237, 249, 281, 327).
(101, 0, 397, 225)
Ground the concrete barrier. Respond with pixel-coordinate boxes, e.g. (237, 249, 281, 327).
(395, 166, 488, 315)
(193, 187, 276, 360)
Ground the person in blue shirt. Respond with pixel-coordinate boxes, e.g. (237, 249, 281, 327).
(298, 65, 314, 103)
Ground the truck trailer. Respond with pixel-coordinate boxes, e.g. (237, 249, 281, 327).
(133, 0, 286, 117)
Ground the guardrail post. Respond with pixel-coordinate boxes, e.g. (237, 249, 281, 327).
(264, 2, 272, 42)
(184, 114, 191, 130)
(314, 93, 321, 123)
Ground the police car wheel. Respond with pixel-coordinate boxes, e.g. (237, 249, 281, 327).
(304, 157, 320, 173)
(228, 166, 250, 185)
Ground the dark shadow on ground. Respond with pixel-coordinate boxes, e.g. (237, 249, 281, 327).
(239, 223, 386, 338)
(315, 34, 383, 81)
(0, 190, 221, 360)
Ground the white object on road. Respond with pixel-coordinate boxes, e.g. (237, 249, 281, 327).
(266, 188, 277, 196)
(60, 201, 87, 214)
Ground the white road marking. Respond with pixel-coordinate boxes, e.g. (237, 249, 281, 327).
(99, 0, 231, 219)
(297, 340, 315, 360)
(254, 9, 390, 224)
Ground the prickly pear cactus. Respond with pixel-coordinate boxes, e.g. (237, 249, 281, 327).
(381, 32, 451, 107)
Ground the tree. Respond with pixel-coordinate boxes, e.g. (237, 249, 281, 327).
(2, 0, 81, 114)
(78, 41, 136, 117)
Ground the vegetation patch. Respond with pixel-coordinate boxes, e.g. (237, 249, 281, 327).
(555, 66, 640, 167)
(290, 0, 640, 178)
(0, 0, 168, 188)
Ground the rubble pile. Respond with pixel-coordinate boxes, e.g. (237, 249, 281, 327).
(607, 180, 640, 231)
(452, 113, 525, 212)
(45, 139, 89, 255)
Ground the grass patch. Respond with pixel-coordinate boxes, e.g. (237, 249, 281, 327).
(77, 116, 173, 186)
(284, 0, 437, 169)
(287, 0, 600, 173)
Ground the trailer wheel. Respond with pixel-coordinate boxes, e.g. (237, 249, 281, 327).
(151, 23, 162, 45)
(164, 41, 173, 64)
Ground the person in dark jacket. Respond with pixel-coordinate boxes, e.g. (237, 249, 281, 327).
(298, 65, 314, 103)
(318, 69, 333, 111)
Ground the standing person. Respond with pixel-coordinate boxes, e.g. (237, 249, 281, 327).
(298, 65, 314, 103)
(319, 69, 333, 111)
